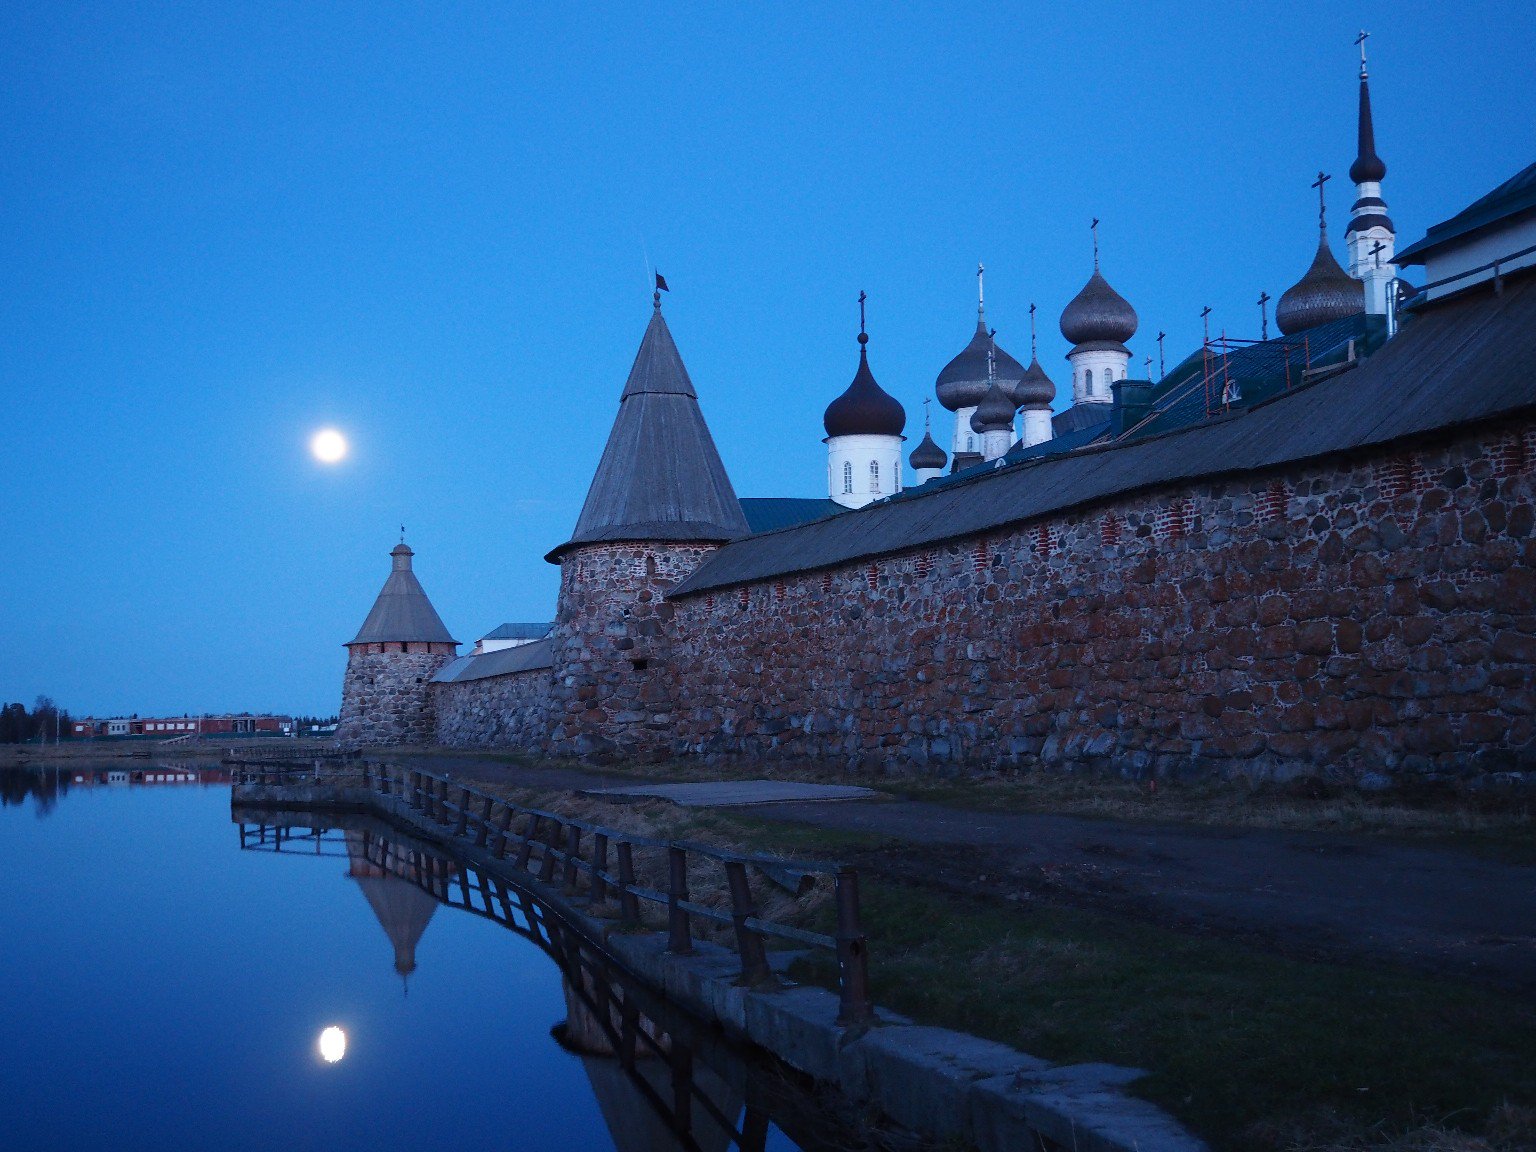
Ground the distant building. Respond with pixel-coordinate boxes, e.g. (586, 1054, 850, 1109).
(71, 715, 292, 738)
(472, 623, 553, 655)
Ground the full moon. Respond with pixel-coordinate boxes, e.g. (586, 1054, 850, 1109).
(311, 428, 348, 464)
(318, 1025, 347, 1063)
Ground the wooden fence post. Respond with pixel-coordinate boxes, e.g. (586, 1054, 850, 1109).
(667, 845, 692, 954)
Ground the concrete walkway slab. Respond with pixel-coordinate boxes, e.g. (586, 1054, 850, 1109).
(580, 779, 881, 807)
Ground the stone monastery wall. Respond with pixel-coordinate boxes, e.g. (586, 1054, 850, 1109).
(432, 414, 1536, 782)
(662, 416, 1536, 781)
(433, 667, 553, 749)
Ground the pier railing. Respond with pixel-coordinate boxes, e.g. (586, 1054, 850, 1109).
(229, 759, 873, 1026)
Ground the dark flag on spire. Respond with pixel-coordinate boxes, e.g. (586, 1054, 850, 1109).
(655, 272, 669, 293)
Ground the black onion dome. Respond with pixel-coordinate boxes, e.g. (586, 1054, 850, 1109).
(935, 321, 1026, 411)
(1009, 356, 1056, 409)
(909, 428, 947, 470)
(1276, 236, 1365, 335)
(1059, 271, 1138, 346)
(969, 378, 1016, 434)
(824, 338, 906, 438)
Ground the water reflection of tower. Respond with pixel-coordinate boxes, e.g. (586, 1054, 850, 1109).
(345, 831, 441, 993)
(555, 969, 745, 1152)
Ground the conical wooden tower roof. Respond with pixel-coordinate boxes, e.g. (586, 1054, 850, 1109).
(348, 542, 456, 646)
(548, 301, 748, 561)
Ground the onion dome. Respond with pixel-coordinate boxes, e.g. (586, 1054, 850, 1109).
(824, 330, 905, 438)
(1276, 235, 1365, 335)
(936, 321, 1026, 411)
(969, 378, 1016, 434)
(909, 428, 947, 471)
(1059, 271, 1138, 347)
(1010, 356, 1056, 409)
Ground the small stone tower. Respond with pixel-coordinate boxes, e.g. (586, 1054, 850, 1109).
(545, 290, 748, 763)
(336, 540, 458, 746)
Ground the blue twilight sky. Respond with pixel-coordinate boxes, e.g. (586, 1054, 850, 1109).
(1, 2, 1532, 717)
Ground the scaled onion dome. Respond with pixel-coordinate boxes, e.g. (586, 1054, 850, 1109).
(909, 428, 947, 471)
(1275, 236, 1365, 335)
(1059, 271, 1138, 348)
(1009, 357, 1056, 410)
(936, 322, 1027, 411)
(970, 378, 1017, 434)
(823, 331, 906, 438)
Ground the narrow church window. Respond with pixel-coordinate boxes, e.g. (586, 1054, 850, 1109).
(842, 461, 853, 494)
(966, 434, 975, 451)
(1104, 368, 1113, 389)
(869, 460, 880, 492)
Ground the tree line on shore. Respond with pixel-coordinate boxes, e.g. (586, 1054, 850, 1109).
(0, 697, 72, 744)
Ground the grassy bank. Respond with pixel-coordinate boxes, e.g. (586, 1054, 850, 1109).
(449, 768, 1536, 1152)
(407, 745, 1535, 862)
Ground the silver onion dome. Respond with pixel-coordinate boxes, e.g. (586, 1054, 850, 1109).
(936, 321, 1026, 411)
(1059, 271, 1138, 346)
(1010, 356, 1056, 409)
(969, 378, 1017, 434)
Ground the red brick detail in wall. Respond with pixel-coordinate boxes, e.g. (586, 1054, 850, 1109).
(1378, 454, 1428, 499)
(973, 541, 989, 572)
(1100, 514, 1122, 546)
(1493, 430, 1531, 478)
(774, 581, 786, 601)
(738, 587, 750, 610)
(915, 552, 934, 578)
(866, 564, 879, 589)
(821, 572, 833, 594)
(1155, 499, 1191, 540)
(1032, 523, 1057, 556)
(1256, 480, 1288, 525)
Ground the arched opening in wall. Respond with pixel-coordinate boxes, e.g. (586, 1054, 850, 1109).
(869, 460, 880, 493)
(842, 461, 853, 494)
(645, 553, 657, 577)
(966, 434, 975, 451)
(1104, 368, 1113, 389)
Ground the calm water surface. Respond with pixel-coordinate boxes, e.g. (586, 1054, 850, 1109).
(0, 767, 814, 1152)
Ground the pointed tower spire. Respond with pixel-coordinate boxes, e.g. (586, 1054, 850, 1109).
(348, 539, 456, 646)
(549, 294, 748, 559)
(1345, 30, 1396, 314)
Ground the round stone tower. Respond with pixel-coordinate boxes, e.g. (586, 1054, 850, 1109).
(336, 540, 458, 747)
(544, 290, 749, 764)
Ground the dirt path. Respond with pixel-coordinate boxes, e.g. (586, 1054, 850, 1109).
(393, 753, 1536, 994)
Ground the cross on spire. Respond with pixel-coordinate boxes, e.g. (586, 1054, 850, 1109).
(1090, 218, 1100, 270)
(1156, 331, 1166, 378)
(1312, 171, 1331, 233)
(1200, 305, 1213, 345)
(1355, 29, 1369, 78)
(1258, 291, 1271, 341)
(923, 396, 932, 430)
(1028, 302, 1038, 359)
(1370, 239, 1385, 268)
(977, 262, 985, 321)
(857, 290, 868, 344)
(986, 328, 997, 382)
(399, 524, 406, 544)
